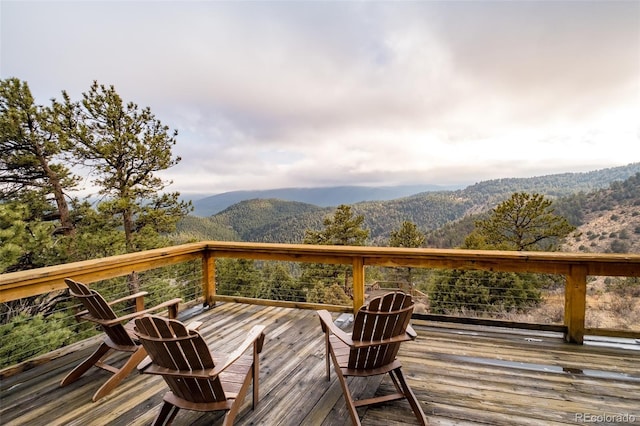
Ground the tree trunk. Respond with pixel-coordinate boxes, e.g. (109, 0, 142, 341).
(123, 209, 140, 295)
(123, 208, 135, 253)
(49, 174, 73, 235)
(127, 271, 140, 301)
(33, 121, 74, 235)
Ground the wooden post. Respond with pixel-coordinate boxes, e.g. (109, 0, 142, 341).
(202, 251, 216, 308)
(352, 257, 365, 314)
(134, 291, 145, 312)
(564, 265, 587, 344)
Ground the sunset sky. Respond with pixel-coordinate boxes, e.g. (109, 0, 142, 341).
(2, 1, 638, 196)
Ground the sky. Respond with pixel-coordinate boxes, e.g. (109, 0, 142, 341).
(1, 1, 639, 196)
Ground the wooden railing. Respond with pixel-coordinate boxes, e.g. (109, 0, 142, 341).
(2, 241, 640, 344)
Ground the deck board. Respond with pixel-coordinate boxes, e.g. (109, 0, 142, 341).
(1, 302, 639, 425)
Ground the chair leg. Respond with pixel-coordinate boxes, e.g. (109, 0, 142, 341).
(61, 342, 111, 387)
(153, 401, 180, 426)
(324, 332, 331, 381)
(252, 353, 259, 409)
(391, 367, 428, 425)
(328, 349, 361, 426)
(335, 372, 361, 425)
(225, 359, 256, 426)
(92, 346, 147, 401)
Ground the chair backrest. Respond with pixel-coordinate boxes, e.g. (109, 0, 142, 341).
(65, 278, 135, 347)
(349, 292, 414, 370)
(134, 315, 227, 403)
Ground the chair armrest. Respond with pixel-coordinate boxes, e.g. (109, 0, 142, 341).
(317, 310, 353, 347)
(107, 291, 149, 306)
(208, 324, 266, 377)
(407, 324, 417, 340)
(137, 356, 153, 372)
(187, 321, 203, 331)
(75, 310, 89, 321)
(98, 298, 183, 326)
(142, 298, 182, 319)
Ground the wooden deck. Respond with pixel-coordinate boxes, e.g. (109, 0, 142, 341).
(2, 302, 639, 425)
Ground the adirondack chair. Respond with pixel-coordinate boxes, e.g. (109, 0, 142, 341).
(61, 278, 182, 401)
(317, 292, 427, 425)
(134, 314, 266, 426)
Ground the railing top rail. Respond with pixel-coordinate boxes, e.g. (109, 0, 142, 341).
(203, 240, 640, 262)
(203, 241, 640, 275)
(2, 241, 639, 303)
(0, 243, 206, 302)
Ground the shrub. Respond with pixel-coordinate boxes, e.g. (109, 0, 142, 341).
(306, 282, 351, 305)
(607, 277, 640, 298)
(609, 239, 630, 253)
(428, 270, 542, 315)
(0, 313, 73, 369)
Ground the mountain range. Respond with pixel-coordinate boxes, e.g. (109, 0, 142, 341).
(191, 184, 461, 216)
(176, 163, 640, 252)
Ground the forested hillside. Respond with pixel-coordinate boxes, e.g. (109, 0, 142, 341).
(175, 163, 640, 249)
(455, 165, 640, 207)
(209, 199, 326, 242)
(176, 199, 326, 242)
(561, 172, 640, 253)
(191, 184, 456, 216)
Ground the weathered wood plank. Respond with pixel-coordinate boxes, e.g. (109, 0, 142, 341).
(2, 303, 639, 426)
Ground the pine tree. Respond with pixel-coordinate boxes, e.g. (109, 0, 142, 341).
(301, 205, 369, 299)
(0, 78, 77, 235)
(60, 81, 192, 293)
(388, 220, 425, 286)
(465, 192, 575, 251)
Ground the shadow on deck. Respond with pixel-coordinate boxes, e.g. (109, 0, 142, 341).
(2, 302, 640, 425)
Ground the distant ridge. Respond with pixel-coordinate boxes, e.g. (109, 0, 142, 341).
(191, 184, 460, 217)
(176, 163, 640, 246)
(190, 163, 640, 217)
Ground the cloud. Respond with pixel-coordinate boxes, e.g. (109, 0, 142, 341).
(2, 1, 638, 194)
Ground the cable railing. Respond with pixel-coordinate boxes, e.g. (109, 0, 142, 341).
(1, 241, 640, 371)
(0, 260, 204, 369)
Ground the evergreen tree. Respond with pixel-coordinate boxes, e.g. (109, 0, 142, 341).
(0, 78, 77, 235)
(60, 82, 192, 293)
(301, 205, 369, 299)
(430, 193, 571, 314)
(429, 270, 541, 315)
(388, 220, 425, 286)
(61, 81, 192, 254)
(257, 263, 301, 301)
(216, 258, 261, 297)
(465, 192, 575, 251)
(59, 199, 125, 261)
(306, 282, 352, 306)
(389, 220, 426, 248)
(303, 204, 369, 246)
(0, 200, 55, 273)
